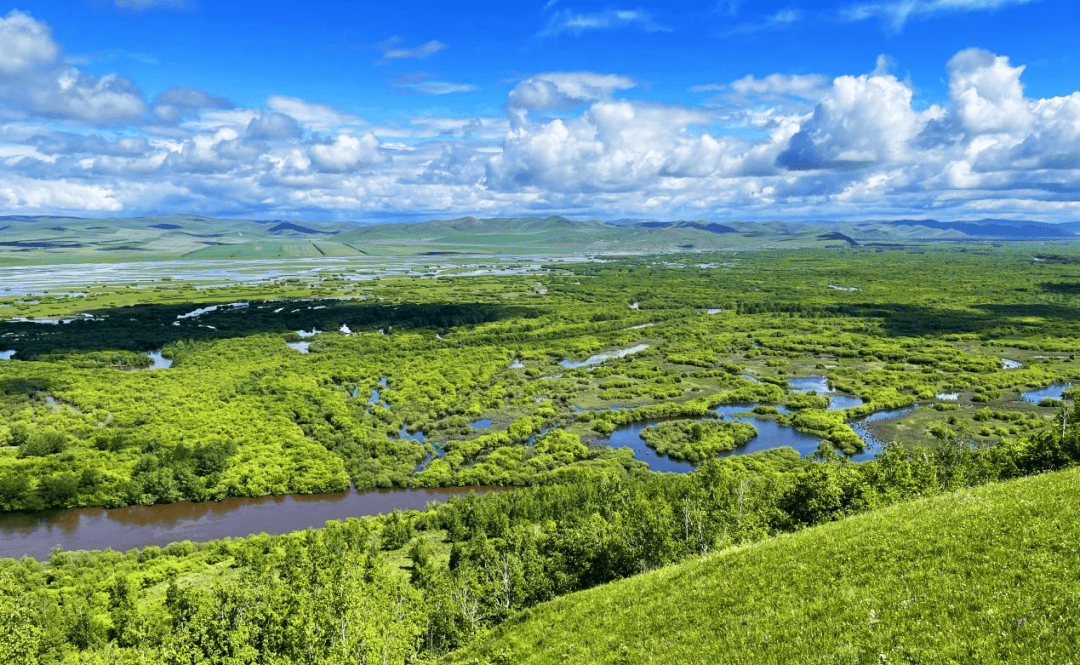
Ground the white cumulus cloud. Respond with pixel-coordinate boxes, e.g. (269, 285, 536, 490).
(488, 99, 723, 192)
(153, 86, 233, 123)
(948, 48, 1031, 135)
(506, 71, 638, 129)
(246, 112, 303, 141)
(0, 10, 59, 76)
(4, 16, 1080, 224)
(267, 96, 367, 131)
(308, 133, 383, 172)
(776, 69, 937, 170)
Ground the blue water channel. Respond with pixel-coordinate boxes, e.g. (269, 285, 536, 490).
(848, 407, 917, 462)
(370, 377, 388, 404)
(361, 378, 389, 410)
(595, 400, 912, 472)
(596, 404, 825, 473)
(1020, 383, 1073, 403)
(787, 375, 866, 411)
(396, 377, 905, 474)
(397, 377, 1076, 475)
(399, 425, 444, 472)
(560, 344, 650, 369)
(147, 350, 173, 369)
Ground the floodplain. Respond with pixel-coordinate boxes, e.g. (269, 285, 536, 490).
(2, 239, 1080, 663)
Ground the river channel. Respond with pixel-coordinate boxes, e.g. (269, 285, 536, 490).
(590, 376, 903, 471)
(0, 486, 494, 561)
(6, 378, 1068, 560)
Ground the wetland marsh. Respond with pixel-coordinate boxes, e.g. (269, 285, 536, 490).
(1, 245, 1078, 548)
(3, 242, 1080, 664)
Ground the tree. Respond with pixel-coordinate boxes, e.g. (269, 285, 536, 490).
(0, 571, 42, 665)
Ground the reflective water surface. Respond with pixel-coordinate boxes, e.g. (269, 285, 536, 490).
(0, 486, 496, 561)
(146, 350, 173, 368)
(1021, 383, 1072, 403)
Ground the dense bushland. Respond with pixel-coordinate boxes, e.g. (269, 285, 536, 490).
(3, 410, 1079, 663)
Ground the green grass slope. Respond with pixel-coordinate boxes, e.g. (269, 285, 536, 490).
(446, 468, 1080, 665)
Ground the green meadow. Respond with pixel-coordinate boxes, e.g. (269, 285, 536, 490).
(446, 467, 1080, 665)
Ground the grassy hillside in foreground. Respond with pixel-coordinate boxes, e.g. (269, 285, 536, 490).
(445, 468, 1080, 665)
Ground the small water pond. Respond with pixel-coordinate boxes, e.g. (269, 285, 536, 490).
(399, 425, 427, 443)
(0, 350, 15, 360)
(469, 419, 494, 429)
(827, 395, 865, 410)
(1021, 383, 1073, 403)
(788, 375, 865, 411)
(597, 421, 696, 473)
(788, 376, 828, 393)
(399, 426, 447, 473)
(146, 350, 172, 369)
(286, 341, 311, 353)
(367, 377, 389, 407)
(0, 486, 499, 561)
(560, 344, 650, 369)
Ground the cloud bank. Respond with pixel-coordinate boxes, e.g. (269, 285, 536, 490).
(2, 10, 1080, 221)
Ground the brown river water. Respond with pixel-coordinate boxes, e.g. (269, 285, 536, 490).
(0, 486, 494, 561)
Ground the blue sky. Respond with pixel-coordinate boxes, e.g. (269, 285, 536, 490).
(2, 0, 1080, 222)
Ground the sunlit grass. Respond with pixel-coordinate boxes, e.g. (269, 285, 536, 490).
(446, 467, 1080, 665)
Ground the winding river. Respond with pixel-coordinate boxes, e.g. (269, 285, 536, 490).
(0, 375, 955, 560)
(594, 376, 892, 471)
(0, 486, 495, 561)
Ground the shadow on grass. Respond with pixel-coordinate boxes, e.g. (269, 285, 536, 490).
(1039, 281, 1080, 295)
(835, 302, 1080, 337)
(0, 300, 539, 359)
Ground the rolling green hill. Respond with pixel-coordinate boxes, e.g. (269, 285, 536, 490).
(445, 467, 1080, 665)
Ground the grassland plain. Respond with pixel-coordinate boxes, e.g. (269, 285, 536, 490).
(445, 467, 1080, 665)
(2, 215, 1079, 264)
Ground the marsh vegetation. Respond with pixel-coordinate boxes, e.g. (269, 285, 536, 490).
(2, 244, 1080, 663)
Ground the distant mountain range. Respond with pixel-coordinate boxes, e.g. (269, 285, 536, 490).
(0, 214, 1076, 262)
(884, 218, 1077, 239)
(625, 218, 1078, 240)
